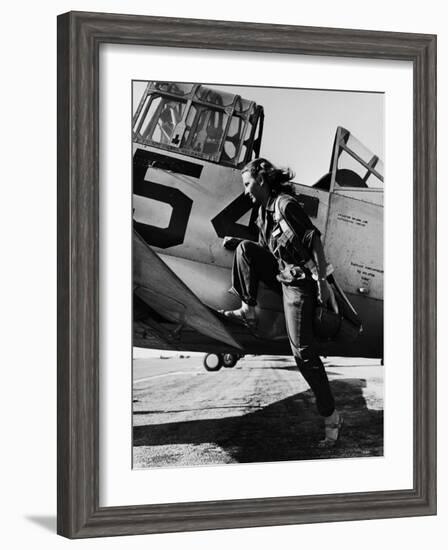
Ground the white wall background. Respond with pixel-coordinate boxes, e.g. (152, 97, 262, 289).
(0, 1, 444, 548)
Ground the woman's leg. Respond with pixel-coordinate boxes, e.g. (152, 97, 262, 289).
(282, 281, 335, 418)
(230, 240, 281, 305)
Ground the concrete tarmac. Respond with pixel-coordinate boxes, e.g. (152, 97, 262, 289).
(133, 354, 383, 469)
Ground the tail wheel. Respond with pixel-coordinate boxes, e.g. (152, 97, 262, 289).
(222, 353, 239, 368)
(203, 353, 223, 372)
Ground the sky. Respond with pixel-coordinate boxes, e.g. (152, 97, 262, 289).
(132, 81, 384, 186)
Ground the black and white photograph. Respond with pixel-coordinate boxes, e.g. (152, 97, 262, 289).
(131, 80, 384, 469)
(1, 0, 442, 543)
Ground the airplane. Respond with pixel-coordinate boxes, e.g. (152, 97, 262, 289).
(132, 81, 383, 371)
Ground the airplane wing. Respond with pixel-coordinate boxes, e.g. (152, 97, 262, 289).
(133, 230, 243, 351)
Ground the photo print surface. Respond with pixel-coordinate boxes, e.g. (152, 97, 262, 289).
(132, 81, 384, 469)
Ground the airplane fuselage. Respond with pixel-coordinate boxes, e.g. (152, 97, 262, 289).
(133, 142, 383, 358)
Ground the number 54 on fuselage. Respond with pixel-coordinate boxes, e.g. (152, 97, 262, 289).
(132, 81, 383, 365)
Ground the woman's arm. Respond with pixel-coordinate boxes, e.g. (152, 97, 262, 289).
(222, 232, 267, 250)
(311, 234, 330, 301)
(311, 233, 327, 280)
(311, 234, 338, 311)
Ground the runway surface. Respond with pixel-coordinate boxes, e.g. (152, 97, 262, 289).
(133, 354, 383, 469)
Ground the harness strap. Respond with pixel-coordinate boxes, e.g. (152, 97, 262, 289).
(273, 195, 335, 278)
(273, 195, 308, 262)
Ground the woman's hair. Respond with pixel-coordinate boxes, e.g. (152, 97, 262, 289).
(242, 158, 295, 195)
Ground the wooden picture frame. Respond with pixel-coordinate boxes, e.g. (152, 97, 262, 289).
(57, 11, 437, 538)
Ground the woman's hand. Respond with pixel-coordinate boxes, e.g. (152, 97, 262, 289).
(317, 279, 339, 313)
(223, 236, 242, 250)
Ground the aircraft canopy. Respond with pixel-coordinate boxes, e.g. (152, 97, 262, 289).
(133, 82, 264, 168)
(314, 127, 384, 191)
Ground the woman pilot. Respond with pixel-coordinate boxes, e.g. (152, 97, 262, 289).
(221, 158, 342, 447)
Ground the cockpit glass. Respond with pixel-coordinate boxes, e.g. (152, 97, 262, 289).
(222, 116, 245, 162)
(151, 100, 186, 144)
(151, 82, 195, 96)
(238, 98, 253, 113)
(188, 108, 229, 157)
(133, 83, 262, 167)
(195, 86, 235, 107)
(336, 133, 384, 189)
(134, 96, 186, 145)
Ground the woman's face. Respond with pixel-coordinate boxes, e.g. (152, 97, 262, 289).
(242, 171, 265, 204)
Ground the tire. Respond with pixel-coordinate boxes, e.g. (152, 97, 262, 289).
(203, 353, 223, 372)
(222, 353, 239, 368)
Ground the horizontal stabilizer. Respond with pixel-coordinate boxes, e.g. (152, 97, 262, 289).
(133, 231, 242, 351)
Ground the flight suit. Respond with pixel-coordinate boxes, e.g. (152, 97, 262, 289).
(229, 192, 335, 417)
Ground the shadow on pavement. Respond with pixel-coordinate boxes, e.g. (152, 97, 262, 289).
(133, 378, 383, 464)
